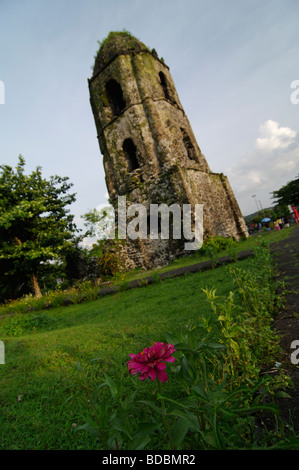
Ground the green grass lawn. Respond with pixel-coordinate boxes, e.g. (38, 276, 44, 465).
(0, 257, 254, 450)
(112, 225, 295, 284)
(0, 226, 295, 450)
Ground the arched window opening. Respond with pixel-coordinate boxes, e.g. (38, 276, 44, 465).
(105, 79, 126, 116)
(123, 138, 140, 172)
(181, 128, 196, 161)
(159, 72, 171, 101)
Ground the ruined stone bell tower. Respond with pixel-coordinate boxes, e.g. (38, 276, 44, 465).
(88, 31, 248, 269)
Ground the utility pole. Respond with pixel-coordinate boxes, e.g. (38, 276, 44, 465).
(252, 194, 260, 212)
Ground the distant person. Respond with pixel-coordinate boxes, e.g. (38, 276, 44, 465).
(292, 206, 299, 225)
(274, 220, 280, 231)
(277, 217, 283, 230)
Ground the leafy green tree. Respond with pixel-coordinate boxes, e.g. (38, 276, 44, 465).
(82, 206, 125, 277)
(0, 156, 78, 298)
(272, 175, 299, 207)
(82, 205, 115, 240)
(82, 205, 116, 257)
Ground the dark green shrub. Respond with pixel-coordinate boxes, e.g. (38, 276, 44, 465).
(98, 252, 119, 276)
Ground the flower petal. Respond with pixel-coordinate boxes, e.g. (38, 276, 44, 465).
(128, 342, 176, 382)
(163, 356, 176, 363)
(156, 362, 166, 370)
(156, 368, 168, 383)
(148, 369, 156, 381)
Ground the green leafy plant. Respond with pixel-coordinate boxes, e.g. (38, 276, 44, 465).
(201, 236, 237, 254)
(76, 242, 297, 450)
(2, 312, 55, 336)
(206, 245, 219, 267)
(98, 252, 120, 277)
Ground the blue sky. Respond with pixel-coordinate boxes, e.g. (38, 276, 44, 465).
(0, 0, 298, 232)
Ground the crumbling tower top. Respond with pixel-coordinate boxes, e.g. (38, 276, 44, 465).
(93, 31, 153, 77)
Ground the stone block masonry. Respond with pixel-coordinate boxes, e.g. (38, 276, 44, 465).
(88, 31, 248, 269)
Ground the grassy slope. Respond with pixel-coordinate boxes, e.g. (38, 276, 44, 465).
(113, 227, 294, 284)
(0, 262, 247, 449)
(0, 227, 294, 449)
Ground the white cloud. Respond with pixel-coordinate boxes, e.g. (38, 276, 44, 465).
(274, 160, 296, 171)
(246, 170, 265, 185)
(225, 120, 299, 215)
(256, 120, 297, 151)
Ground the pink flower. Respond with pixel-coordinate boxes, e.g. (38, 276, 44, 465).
(128, 342, 176, 383)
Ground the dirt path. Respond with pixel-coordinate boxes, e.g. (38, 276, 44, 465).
(270, 225, 299, 433)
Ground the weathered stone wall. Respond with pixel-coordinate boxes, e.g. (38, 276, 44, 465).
(89, 32, 248, 270)
(181, 169, 248, 239)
